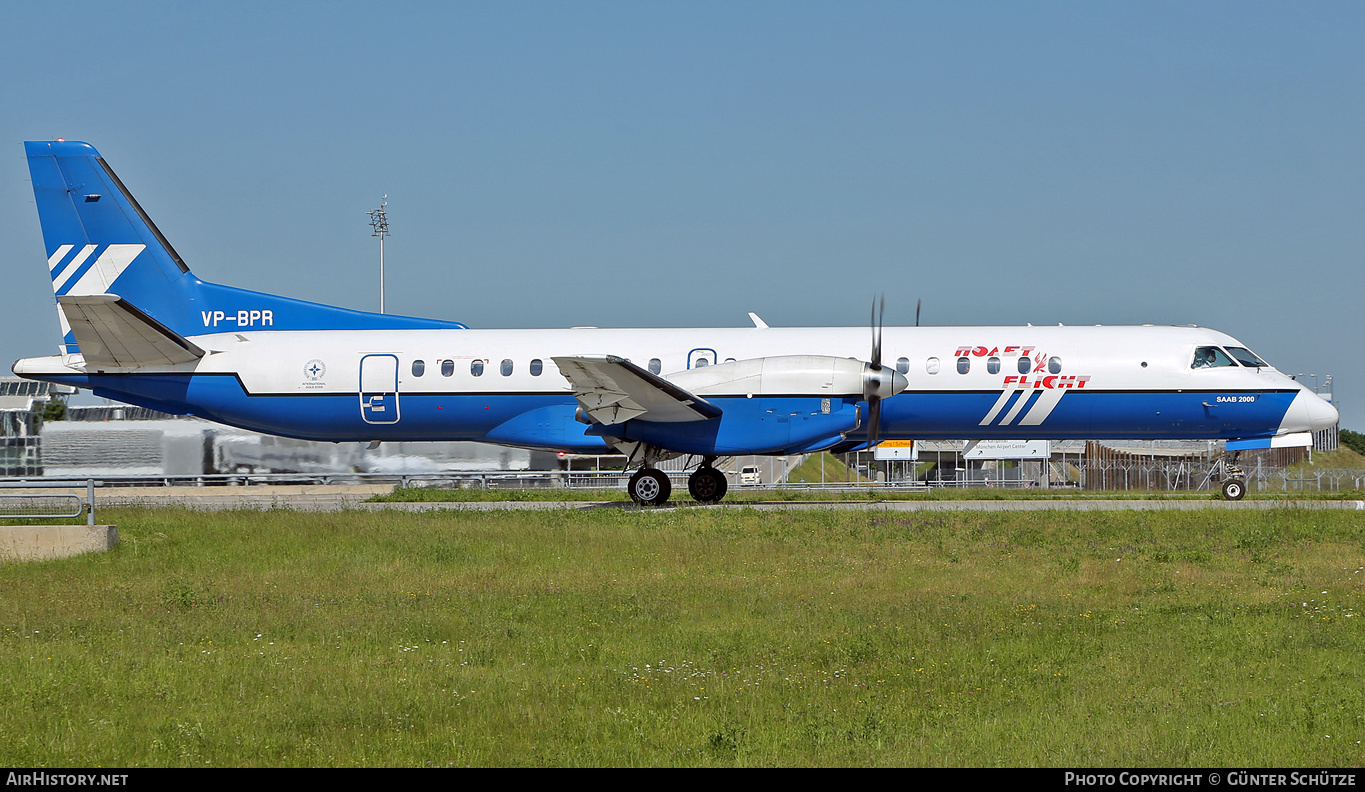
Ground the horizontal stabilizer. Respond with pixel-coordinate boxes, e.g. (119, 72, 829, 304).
(58, 294, 205, 370)
(552, 356, 722, 425)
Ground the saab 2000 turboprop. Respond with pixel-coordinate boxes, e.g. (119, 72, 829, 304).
(13, 140, 1338, 504)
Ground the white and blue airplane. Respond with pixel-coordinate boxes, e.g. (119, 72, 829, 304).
(12, 140, 1339, 504)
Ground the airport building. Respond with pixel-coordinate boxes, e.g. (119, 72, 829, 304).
(0, 378, 75, 476)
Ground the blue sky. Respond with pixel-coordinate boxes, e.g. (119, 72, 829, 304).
(2, 2, 1362, 427)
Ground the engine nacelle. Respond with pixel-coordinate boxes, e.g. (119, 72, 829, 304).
(666, 354, 908, 401)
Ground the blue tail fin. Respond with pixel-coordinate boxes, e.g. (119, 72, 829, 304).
(25, 140, 464, 346)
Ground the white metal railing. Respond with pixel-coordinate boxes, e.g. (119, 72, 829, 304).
(0, 479, 97, 525)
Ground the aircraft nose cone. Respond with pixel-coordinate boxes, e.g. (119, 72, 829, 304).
(1288, 389, 1338, 433)
(1305, 391, 1339, 432)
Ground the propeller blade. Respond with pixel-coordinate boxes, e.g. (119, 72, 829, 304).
(870, 293, 884, 370)
(915, 298, 922, 328)
(878, 292, 885, 361)
(867, 396, 881, 447)
(869, 297, 877, 364)
(863, 293, 895, 447)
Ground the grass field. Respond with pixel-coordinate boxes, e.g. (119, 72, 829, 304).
(1, 505, 1361, 767)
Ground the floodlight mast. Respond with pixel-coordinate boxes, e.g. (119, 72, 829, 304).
(366, 196, 390, 314)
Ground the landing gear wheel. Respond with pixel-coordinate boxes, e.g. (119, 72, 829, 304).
(1221, 478, 1246, 501)
(628, 468, 672, 507)
(688, 467, 729, 504)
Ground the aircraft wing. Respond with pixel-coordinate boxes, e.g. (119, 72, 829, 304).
(552, 356, 722, 424)
(58, 294, 205, 370)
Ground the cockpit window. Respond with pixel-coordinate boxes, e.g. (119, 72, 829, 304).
(1191, 346, 1237, 369)
(1224, 346, 1268, 368)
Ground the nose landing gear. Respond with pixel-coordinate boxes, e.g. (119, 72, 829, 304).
(1221, 477, 1246, 501)
(1214, 457, 1247, 501)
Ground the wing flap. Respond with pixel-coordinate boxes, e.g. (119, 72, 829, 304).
(552, 356, 721, 424)
(58, 294, 205, 370)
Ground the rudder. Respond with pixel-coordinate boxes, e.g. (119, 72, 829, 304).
(27, 140, 191, 351)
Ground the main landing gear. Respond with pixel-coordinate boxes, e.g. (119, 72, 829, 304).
(687, 465, 728, 504)
(627, 467, 672, 507)
(626, 458, 729, 507)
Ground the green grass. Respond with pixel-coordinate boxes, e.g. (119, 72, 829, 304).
(1, 506, 1362, 766)
(784, 452, 866, 484)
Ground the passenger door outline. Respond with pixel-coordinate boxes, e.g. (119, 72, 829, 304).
(359, 354, 401, 424)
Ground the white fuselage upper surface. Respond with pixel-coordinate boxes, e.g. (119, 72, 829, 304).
(141, 323, 1290, 397)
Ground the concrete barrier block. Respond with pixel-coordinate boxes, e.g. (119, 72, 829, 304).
(0, 525, 118, 561)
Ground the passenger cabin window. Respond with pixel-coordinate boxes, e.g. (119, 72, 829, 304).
(501, 359, 513, 376)
(956, 356, 970, 374)
(441, 359, 454, 377)
(896, 357, 909, 375)
(649, 358, 662, 375)
(695, 358, 709, 367)
(926, 357, 940, 375)
(1191, 347, 1236, 369)
(471, 360, 484, 377)
(1048, 357, 1062, 374)
(412, 360, 425, 377)
(1225, 347, 1267, 368)
(987, 356, 1001, 375)
(530, 359, 543, 376)
(1017, 356, 1031, 375)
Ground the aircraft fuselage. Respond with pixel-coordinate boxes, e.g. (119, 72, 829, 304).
(14, 323, 1331, 454)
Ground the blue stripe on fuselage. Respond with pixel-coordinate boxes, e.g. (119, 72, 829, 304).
(877, 389, 1298, 440)
(44, 374, 1301, 450)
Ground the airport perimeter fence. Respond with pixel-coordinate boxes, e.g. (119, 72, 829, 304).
(1073, 458, 1365, 494)
(0, 461, 1362, 496)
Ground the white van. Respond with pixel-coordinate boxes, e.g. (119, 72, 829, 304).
(739, 465, 761, 485)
